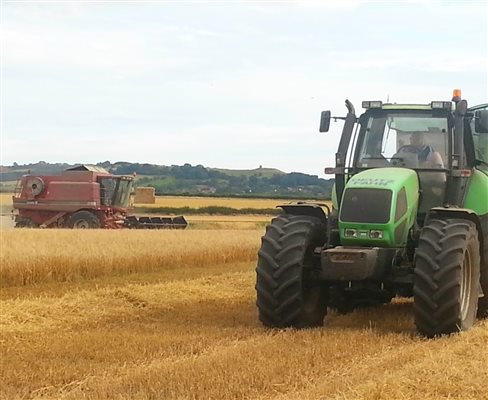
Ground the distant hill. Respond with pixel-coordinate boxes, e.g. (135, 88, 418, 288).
(0, 161, 333, 198)
(210, 167, 285, 178)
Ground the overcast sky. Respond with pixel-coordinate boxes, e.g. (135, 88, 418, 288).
(1, 0, 487, 175)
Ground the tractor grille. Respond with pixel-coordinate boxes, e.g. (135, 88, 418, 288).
(340, 188, 392, 224)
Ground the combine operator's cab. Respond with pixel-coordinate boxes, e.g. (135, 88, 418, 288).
(256, 90, 488, 337)
(99, 175, 133, 208)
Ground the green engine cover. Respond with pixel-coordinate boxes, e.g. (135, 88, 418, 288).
(338, 168, 419, 247)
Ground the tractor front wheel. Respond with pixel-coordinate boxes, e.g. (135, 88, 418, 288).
(68, 211, 101, 229)
(414, 218, 480, 337)
(255, 214, 328, 328)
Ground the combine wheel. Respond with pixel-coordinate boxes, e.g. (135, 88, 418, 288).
(255, 214, 328, 328)
(414, 218, 480, 337)
(68, 211, 101, 229)
(15, 218, 37, 228)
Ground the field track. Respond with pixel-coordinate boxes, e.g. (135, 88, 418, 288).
(1, 229, 487, 399)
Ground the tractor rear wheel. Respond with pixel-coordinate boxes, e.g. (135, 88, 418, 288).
(414, 218, 480, 337)
(255, 214, 328, 328)
(477, 245, 488, 318)
(68, 211, 101, 229)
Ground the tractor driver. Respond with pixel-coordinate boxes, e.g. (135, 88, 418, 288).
(397, 131, 444, 168)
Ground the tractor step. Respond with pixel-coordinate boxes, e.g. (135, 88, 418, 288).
(124, 215, 188, 229)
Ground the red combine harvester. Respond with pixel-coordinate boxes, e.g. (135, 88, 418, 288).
(12, 165, 188, 229)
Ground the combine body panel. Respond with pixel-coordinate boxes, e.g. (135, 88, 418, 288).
(12, 166, 187, 230)
(256, 93, 488, 337)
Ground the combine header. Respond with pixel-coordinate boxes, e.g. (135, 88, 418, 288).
(12, 165, 188, 229)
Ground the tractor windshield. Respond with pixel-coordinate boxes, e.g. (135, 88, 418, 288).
(357, 112, 449, 170)
(470, 105, 488, 171)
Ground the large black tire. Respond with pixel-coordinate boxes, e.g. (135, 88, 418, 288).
(14, 217, 38, 228)
(414, 218, 480, 337)
(255, 214, 328, 328)
(477, 243, 488, 318)
(67, 211, 101, 229)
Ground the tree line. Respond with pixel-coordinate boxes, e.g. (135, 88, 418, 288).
(1, 161, 333, 198)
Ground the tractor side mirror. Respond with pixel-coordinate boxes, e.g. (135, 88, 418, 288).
(320, 111, 331, 132)
(475, 110, 488, 133)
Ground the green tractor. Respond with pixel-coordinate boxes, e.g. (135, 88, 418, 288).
(256, 91, 488, 337)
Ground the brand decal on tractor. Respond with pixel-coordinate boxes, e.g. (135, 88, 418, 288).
(349, 178, 394, 186)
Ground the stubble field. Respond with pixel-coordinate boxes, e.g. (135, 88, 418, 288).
(137, 195, 299, 210)
(1, 195, 487, 399)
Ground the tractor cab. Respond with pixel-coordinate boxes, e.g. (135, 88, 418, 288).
(320, 93, 488, 221)
(352, 103, 450, 214)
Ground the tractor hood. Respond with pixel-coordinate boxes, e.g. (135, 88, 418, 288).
(339, 168, 419, 247)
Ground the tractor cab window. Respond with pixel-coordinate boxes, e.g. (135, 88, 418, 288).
(357, 112, 449, 170)
(357, 112, 449, 214)
(471, 105, 488, 171)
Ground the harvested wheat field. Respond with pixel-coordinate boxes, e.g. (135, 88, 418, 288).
(1, 229, 487, 400)
(135, 195, 329, 210)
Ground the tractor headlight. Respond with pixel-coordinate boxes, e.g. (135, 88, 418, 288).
(362, 101, 383, 109)
(369, 230, 383, 239)
(431, 101, 452, 109)
(344, 228, 358, 238)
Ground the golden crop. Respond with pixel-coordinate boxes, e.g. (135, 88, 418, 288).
(0, 193, 12, 205)
(2, 192, 331, 210)
(1, 229, 487, 399)
(2, 276, 488, 398)
(135, 195, 330, 210)
(2, 193, 330, 230)
(0, 229, 261, 287)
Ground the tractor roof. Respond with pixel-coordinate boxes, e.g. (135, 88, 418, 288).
(381, 104, 438, 111)
(362, 100, 455, 112)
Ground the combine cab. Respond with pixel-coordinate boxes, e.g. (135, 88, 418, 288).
(12, 165, 187, 229)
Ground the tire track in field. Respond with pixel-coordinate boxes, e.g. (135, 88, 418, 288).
(0, 263, 254, 332)
(22, 319, 421, 400)
(2, 262, 487, 400)
(269, 320, 488, 400)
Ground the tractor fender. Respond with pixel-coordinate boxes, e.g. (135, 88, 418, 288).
(278, 202, 329, 223)
(425, 207, 487, 261)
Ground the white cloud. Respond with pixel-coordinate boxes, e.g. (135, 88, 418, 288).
(328, 48, 486, 74)
(2, 1, 487, 173)
(3, 25, 206, 73)
(250, 0, 361, 12)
